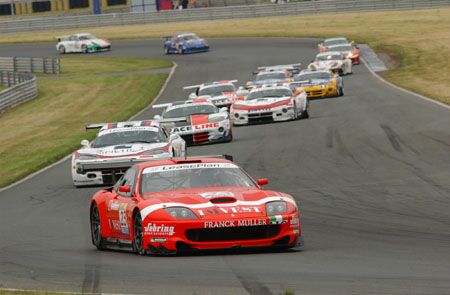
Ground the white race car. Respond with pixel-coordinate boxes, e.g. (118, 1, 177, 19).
(183, 80, 247, 108)
(308, 51, 352, 75)
(230, 85, 309, 126)
(153, 98, 232, 145)
(72, 120, 185, 187)
(56, 33, 111, 54)
(318, 37, 349, 52)
(254, 63, 302, 76)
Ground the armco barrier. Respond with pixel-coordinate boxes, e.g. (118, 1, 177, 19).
(0, 0, 450, 33)
(0, 57, 60, 74)
(0, 71, 37, 113)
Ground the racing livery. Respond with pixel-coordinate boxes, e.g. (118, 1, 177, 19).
(153, 99, 232, 145)
(308, 51, 352, 75)
(56, 33, 111, 54)
(293, 70, 344, 98)
(230, 85, 309, 125)
(325, 44, 360, 65)
(72, 120, 185, 187)
(89, 156, 303, 254)
(163, 33, 209, 54)
(183, 80, 247, 108)
(318, 37, 349, 52)
(245, 70, 291, 90)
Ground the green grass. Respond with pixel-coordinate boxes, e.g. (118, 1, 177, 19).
(1, 8, 449, 106)
(0, 56, 170, 188)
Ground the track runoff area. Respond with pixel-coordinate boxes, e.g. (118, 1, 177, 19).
(0, 38, 449, 295)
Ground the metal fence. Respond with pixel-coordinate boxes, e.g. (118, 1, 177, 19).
(1, 0, 450, 33)
(0, 57, 60, 74)
(0, 71, 38, 113)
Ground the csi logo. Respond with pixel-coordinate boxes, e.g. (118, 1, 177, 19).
(197, 206, 261, 216)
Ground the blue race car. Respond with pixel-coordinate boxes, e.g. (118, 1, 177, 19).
(163, 33, 209, 55)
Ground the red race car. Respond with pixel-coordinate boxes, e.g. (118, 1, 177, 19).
(89, 155, 303, 255)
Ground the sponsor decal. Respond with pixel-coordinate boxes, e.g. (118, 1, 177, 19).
(269, 215, 286, 225)
(171, 123, 220, 133)
(293, 229, 299, 235)
(111, 220, 121, 231)
(144, 223, 175, 236)
(197, 206, 260, 217)
(290, 216, 300, 227)
(199, 191, 235, 199)
(151, 237, 168, 243)
(143, 162, 238, 174)
(172, 126, 192, 133)
(194, 122, 219, 130)
(204, 219, 267, 228)
(119, 204, 129, 235)
(248, 108, 272, 112)
(108, 201, 120, 211)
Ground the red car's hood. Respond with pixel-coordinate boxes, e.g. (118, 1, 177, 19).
(139, 187, 296, 220)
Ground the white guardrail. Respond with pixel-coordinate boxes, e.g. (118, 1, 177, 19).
(0, 57, 60, 74)
(0, 71, 37, 113)
(1, 0, 450, 33)
(0, 57, 57, 113)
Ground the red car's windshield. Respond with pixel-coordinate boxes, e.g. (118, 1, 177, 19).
(140, 162, 256, 194)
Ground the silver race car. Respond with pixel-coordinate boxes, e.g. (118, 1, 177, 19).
(72, 120, 185, 187)
(153, 98, 232, 145)
(308, 51, 353, 75)
(183, 80, 247, 108)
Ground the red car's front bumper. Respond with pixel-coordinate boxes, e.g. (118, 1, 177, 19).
(143, 214, 302, 254)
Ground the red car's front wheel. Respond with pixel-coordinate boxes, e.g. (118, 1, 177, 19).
(132, 213, 146, 255)
(90, 204, 106, 250)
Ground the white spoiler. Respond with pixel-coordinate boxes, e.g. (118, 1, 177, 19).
(257, 63, 301, 70)
(183, 80, 239, 90)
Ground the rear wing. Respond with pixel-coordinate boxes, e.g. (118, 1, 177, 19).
(183, 80, 239, 90)
(174, 154, 234, 162)
(85, 123, 107, 130)
(183, 84, 202, 90)
(257, 63, 301, 70)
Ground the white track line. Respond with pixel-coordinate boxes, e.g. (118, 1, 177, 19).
(0, 63, 178, 193)
(361, 57, 450, 111)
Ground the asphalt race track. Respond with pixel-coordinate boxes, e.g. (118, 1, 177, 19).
(1, 39, 450, 295)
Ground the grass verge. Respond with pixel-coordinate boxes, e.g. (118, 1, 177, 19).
(0, 289, 78, 295)
(0, 56, 171, 188)
(1, 7, 449, 105)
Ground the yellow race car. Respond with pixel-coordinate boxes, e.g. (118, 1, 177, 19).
(292, 70, 344, 99)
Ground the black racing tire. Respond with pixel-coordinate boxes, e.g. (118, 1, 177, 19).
(90, 203, 106, 250)
(293, 102, 300, 120)
(82, 45, 89, 54)
(132, 212, 146, 255)
(58, 45, 66, 54)
(225, 129, 233, 142)
(301, 110, 309, 119)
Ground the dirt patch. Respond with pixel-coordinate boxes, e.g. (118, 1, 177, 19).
(376, 47, 401, 76)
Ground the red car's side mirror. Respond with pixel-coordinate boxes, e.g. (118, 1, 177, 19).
(257, 178, 269, 186)
(118, 185, 131, 193)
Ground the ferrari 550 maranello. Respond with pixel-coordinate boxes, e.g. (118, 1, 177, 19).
(89, 156, 303, 255)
